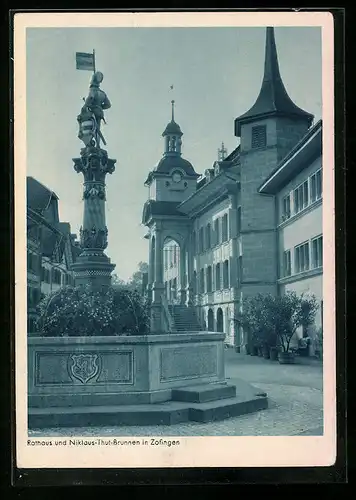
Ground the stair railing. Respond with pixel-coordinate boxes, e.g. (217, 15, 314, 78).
(161, 293, 175, 333)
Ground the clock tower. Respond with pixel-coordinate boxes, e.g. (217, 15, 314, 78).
(144, 100, 199, 202)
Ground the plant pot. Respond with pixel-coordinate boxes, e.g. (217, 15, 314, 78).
(262, 346, 270, 359)
(235, 346, 241, 353)
(269, 347, 278, 361)
(258, 346, 263, 357)
(250, 345, 259, 356)
(244, 345, 250, 355)
(278, 351, 295, 364)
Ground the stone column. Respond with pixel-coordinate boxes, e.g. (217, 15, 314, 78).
(178, 244, 187, 305)
(147, 233, 154, 302)
(71, 147, 116, 288)
(150, 225, 165, 332)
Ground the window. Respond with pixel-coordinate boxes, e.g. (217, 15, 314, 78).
(294, 181, 309, 214)
(238, 256, 243, 282)
(51, 269, 61, 285)
(223, 260, 229, 289)
(205, 224, 211, 250)
(294, 242, 310, 273)
(199, 227, 204, 253)
(310, 169, 322, 203)
(251, 125, 267, 149)
(200, 269, 205, 294)
(312, 236, 323, 268)
(283, 250, 291, 277)
(214, 218, 220, 246)
(237, 206, 242, 233)
(164, 248, 168, 270)
(222, 214, 228, 242)
(282, 194, 291, 221)
(27, 252, 38, 272)
(206, 266, 212, 293)
(192, 231, 196, 255)
(215, 263, 221, 290)
(172, 278, 177, 299)
(173, 245, 177, 266)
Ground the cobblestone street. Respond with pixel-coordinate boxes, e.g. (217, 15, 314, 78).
(29, 350, 323, 437)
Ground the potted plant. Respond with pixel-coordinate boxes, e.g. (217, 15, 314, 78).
(262, 343, 270, 359)
(274, 292, 318, 364)
(269, 345, 279, 361)
(314, 327, 323, 360)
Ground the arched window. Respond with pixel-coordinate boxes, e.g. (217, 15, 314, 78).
(223, 260, 229, 289)
(192, 230, 196, 256)
(206, 266, 212, 293)
(207, 309, 214, 331)
(217, 308, 224, 332)
(214, 218, 220, 246)
(215, 263, 221, 290)
(225, 307, 230, 336)
(222, 213, 228, 242)
(200, 268, 205, 294)
(205, 223, 211, 250)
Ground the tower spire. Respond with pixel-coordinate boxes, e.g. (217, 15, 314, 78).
(162, 100, 183, 156)
(171, 100, 175, 121)
(234, 27, 314, 137)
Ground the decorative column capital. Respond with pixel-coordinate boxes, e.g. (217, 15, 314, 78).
(73, 146, 116, 182)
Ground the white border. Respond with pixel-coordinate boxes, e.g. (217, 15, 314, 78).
(14, 11, 336, 469)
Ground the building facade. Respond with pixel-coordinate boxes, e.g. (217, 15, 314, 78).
(259, 120, 323, 343)
(27, 176, 81, 332)
(142, 27, 323, 347)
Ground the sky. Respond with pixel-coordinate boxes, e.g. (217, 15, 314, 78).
(26, 26, 322, 281)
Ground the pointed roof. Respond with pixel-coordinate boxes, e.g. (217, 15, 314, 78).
(27, 176, 59, 213)
(235, 27, 314, 137)
(162, 100, 183, 136)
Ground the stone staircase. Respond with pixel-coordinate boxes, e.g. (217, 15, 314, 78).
(168, 304, 201, 331)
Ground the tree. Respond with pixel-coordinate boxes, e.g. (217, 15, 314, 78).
(127, 261, 148, 292)
(111, 273, 126, 286)
(35, 284, 150, 337)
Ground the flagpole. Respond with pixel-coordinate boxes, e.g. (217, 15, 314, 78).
(93, 49, 96, 74)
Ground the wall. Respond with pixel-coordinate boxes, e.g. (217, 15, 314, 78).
(152, 172, 197, 202)
(277, 155, 323, 334)
(28, 332, 226, 408)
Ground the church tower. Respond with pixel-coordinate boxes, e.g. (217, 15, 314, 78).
(235, 27, 314, 303)
(144, 100, 199, 202)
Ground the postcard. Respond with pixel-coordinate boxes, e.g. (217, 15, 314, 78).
(14, 10, 336, 470)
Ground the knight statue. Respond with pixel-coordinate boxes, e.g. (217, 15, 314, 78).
(77, 71, 111, 149)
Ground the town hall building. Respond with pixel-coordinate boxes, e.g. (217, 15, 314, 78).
(142, 27, 323, 350)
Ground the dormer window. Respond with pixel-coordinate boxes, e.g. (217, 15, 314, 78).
(251, 125, 267, 149)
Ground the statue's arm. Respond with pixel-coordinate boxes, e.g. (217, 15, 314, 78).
(102, 95, 111, 110)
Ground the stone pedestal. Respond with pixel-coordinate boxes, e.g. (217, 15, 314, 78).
(72, 146, 116, 287)
(28, 332, 268, 428)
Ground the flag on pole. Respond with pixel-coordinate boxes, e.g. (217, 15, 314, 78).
(76, 51, 95, 71)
